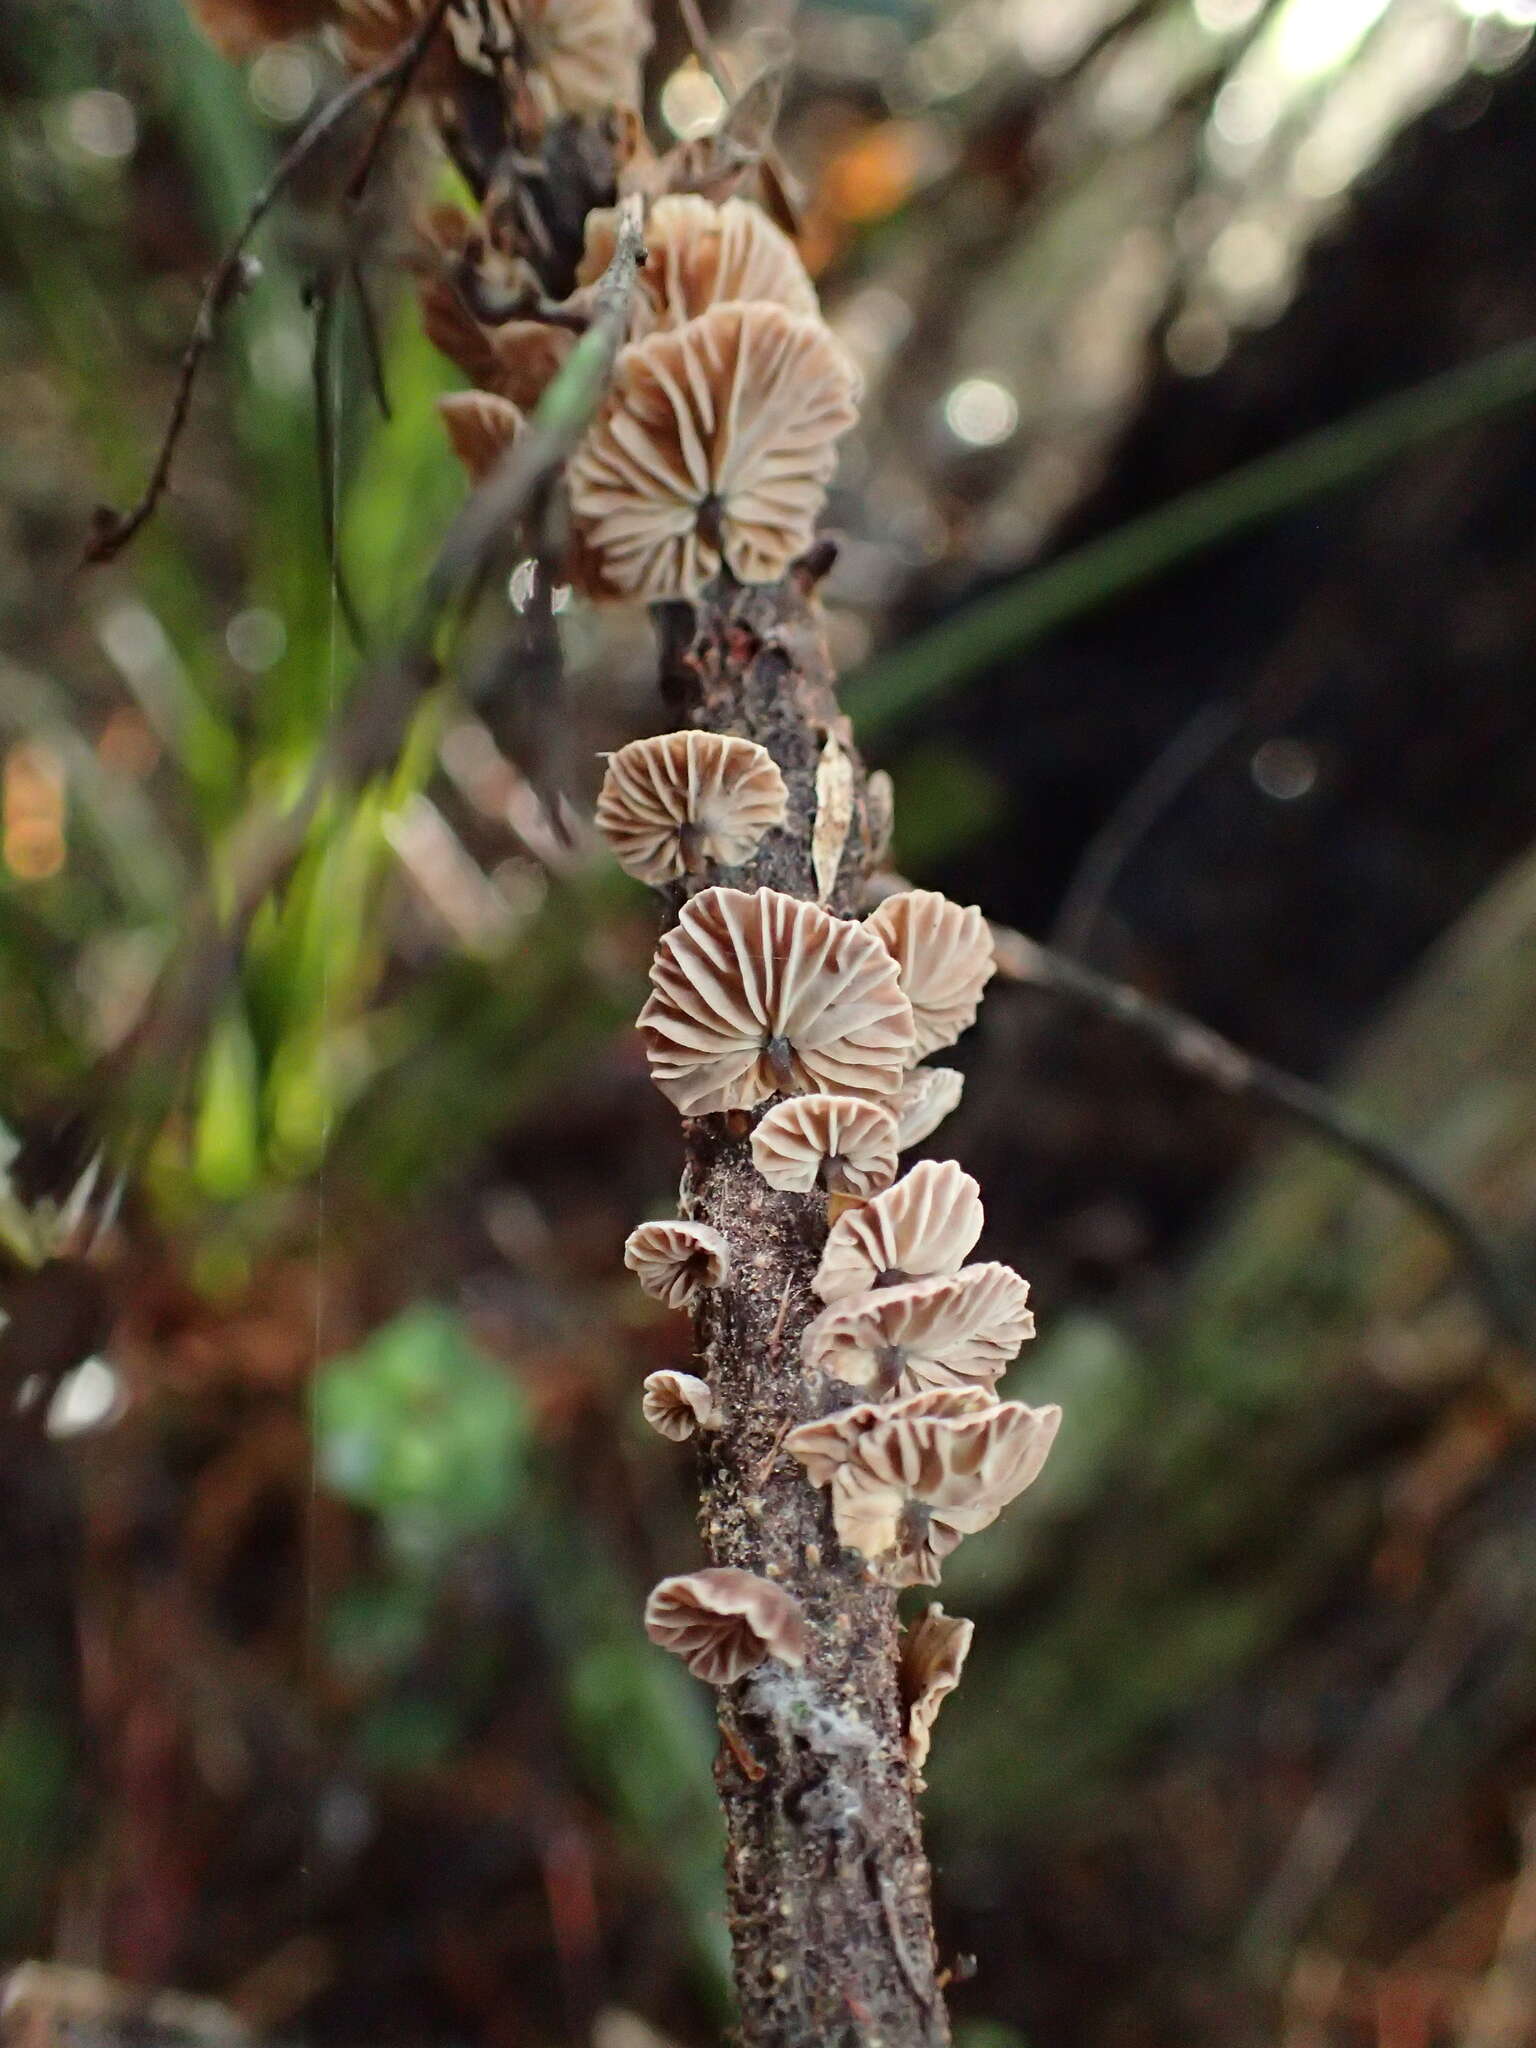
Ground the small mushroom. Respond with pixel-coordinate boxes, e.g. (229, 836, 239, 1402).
(751, 1095, 899, 1198)
(641, 1370, 722, 1441)
(595, 732, 788, 885)
(802, 1262, 1035, 1396)
(813, 1159, 983, 1303)
(901, 1603, 974, 1773)
(512, 0, 653, 115)
(818, 1396, 1062, 1587)
(438, 391, 524, 483)
(638, 887, 915, 1116)
(866, 890, 996, 1060)
(644, 1567, 807, 1684)
(785, 1387, 993, 1487)
(624, 1219, 731, 1309)
(891, 1066, 965, 1150)
(568, 302, 861, 602)
(416, 207, 576, 410)
(579, 195, 820, 335)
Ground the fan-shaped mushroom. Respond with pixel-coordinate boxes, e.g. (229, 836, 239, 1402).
(901, 1604, 974, 1773)
(641, 1370, 722, 1441)
(638, 888, 915, 1116)
(751, 1095, 899, 1198)
(644, 1568, 807, 1684)
(809, 1396, 1062, 1587)
(866, 890, 996, 1060)
(813, 1159, 982, 1303)
(513, 0, 652, 114)
(568, 302, 861, 602)
(579, 195, 820, 335)
(438, 392, 524, 483)
(891, 1066, 965, 1150)
(595, 732, 787, 885)
(785, 1387, 993, 1488)
(623, 1219, 730, 1308)
(802, 1263, 1035, 1396)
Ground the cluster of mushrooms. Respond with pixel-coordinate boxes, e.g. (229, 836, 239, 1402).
(428, 59, 1058, 1774)
(604, 745, 1061, 1772)
(188, 0, 1059, 1785)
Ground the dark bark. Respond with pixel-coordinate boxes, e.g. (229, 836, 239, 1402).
(651, 574, 949, 2048)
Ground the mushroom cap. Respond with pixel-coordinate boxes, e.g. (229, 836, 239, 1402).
(866, 890, 996, 1060)
(813, 1158, 982, 1302)
(515, 0, 653, 114)
(901, 1603, 974, 1772)
(751, 1095, 899, 1197)
(438, 391, 524, 483)
(785, 1387, 993, 1488)
(579, 195, 820, 335)
(623, 1218, 730, 1308)
(595, 731, 787, 885)
(641, 1369, 720, 1441)
(891, 1066, 965, 1150)
(644, 1567, 807, 1684)
(638, 888, 915, 1117)
(802, 1262, 1035, 1395)
(827, 1397, 1062, 1586)
(568, 302, 861, 602)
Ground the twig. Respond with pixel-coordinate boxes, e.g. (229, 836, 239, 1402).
(84, 0, 453, 566)
(1050, 699, 1242, 958)
(345, 0, 453, 205)
(308, 276, 369, 652)
(990, 924, 1536, 1357)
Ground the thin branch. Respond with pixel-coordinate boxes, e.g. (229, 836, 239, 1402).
(308, 274, 370, 652)
(83, 0, 453, 567)
(990, 924, 1536, 1357)
(1050, 699, 1241, 958)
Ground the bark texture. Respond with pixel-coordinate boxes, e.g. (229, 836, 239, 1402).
(652, 573, 950, 2048)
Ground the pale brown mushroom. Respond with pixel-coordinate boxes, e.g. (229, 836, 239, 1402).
(641, 1370, 722, 1441)
(514, 0, 652, 114)
(801, 1262, 1035, 1396)
(785, 1387, 993, 1488)
(623, 1218, 730, 1308)
(891, 1066, 965, 1150)
(568, 302, 861, 602)
(900, 1604, 974, 1773)
(579, 196, 820, 335)
(813, 1158, 982, 1303)
(594, 732, 787, 885)
(866, 890, 996, 1060)
(817, 1396, 1062, 1587)
(638, 888, 915, 1117)
(438, 392, 524, 483)
(644, 1568, 807, 1684)
(750, 1095, 899, 1198)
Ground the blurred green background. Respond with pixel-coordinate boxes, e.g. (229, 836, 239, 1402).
(4, 0, 1536, 2042)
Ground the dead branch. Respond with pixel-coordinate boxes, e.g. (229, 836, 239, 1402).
(991, 924, 1536, 1357)
(84, 0, 452, 566)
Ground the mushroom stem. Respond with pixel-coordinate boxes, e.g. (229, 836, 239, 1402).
(763, 1035, 799, 1094)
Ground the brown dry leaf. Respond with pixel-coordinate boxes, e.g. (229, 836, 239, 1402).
(812, 730, 855, 904)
